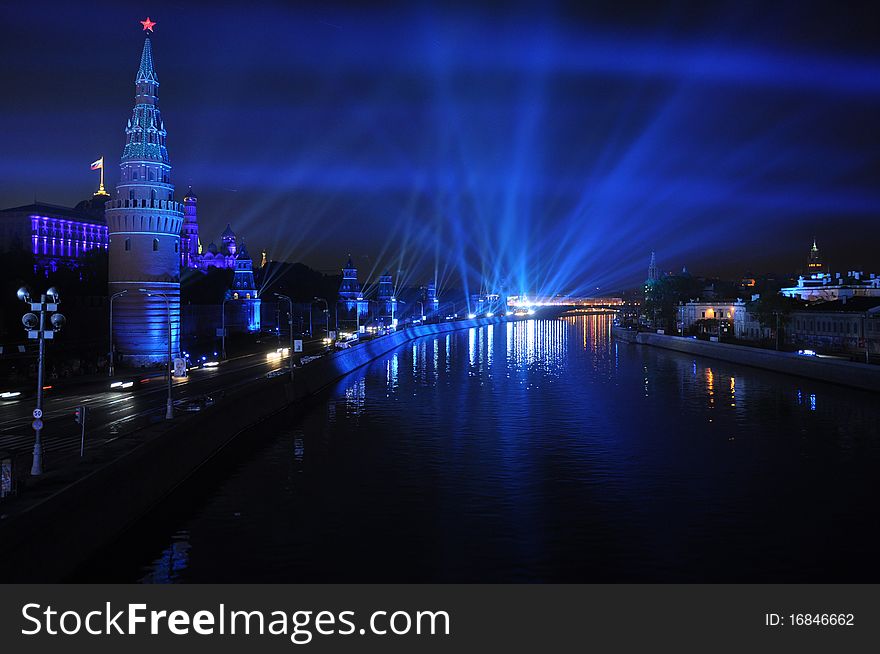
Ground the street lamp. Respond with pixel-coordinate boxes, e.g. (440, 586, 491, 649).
(18, 286, 66, 476)
(139, 289, 174, 420)
(221, 296, 231, 360)
(108, 289, 128, 376)
(275, 293, 294, 378)
(314, 297, 329, 338)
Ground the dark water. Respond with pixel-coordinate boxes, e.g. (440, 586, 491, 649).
(87, 315, 880, 582)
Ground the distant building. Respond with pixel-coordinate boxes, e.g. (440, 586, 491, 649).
(226, 243, 260, 333)
(376, 271, 398, 322)
(647, 251, 659, 283)
(179, 188, 250, 273)
(0, 199, 109, 273)
(807, 238, 824, 273)
(337, 255, 369, 325)
(679, 300, 744, 337)
(424, 281, 439, 317)
(788, 297, 880, 359)
(733, 300, 772, 342)
(780, 271, 880, 302)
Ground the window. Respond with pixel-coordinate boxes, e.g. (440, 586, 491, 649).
(152, 238, 159, 251)
(174, 241, 179, 253)
(124, 238, 131, 251)
(132, 170, 138, 180)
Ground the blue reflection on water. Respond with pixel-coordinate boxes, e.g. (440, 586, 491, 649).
(119, 316, 880, 583)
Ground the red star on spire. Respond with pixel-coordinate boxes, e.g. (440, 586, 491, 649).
(140, 16, 156, 32)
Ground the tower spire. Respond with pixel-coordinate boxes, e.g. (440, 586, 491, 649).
(136, 37, 158, 84)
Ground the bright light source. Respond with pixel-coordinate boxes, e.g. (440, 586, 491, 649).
(528, 308, 536, 315)
(468, 313, 476, 319)
(266, 351, 282, 361)
(203, 361, 219, 368)
(110, 381, 123, 388)
(0, 391, 21, 399)
(121, 381, 134, 389)
(486, 312, 494, 317)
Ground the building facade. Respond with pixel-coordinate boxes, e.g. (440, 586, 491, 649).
(0, 201, 109, 273)
(780, 271, 880, 302)
(679, 300, 744, 337)
(788, 297, 880, 359)
(106, 34, 184, 366)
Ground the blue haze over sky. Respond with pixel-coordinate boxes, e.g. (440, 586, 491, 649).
(2, 0, 879, 295)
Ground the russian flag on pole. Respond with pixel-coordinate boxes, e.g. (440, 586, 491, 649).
(90, 157, 103, 170)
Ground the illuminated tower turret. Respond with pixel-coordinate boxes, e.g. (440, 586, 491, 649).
(228, 243, 261, 332)
(181, 186, 200, 269)
(377, 271, 397, 319)
(647, 251, 659, 282)
(106, 20, 184, 366)
(338, 255, 369, 326)
(338, 255, 362, 303)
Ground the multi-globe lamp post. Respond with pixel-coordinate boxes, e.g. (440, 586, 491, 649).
(17, 286, 66, 476)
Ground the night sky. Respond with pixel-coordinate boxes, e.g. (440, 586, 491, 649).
(2, 0, 879, 295)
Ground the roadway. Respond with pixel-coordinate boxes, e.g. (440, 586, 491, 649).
(0, 340, 325, 467)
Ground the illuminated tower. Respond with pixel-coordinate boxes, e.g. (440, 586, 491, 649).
(180, 186, 200, 269)
(425, 281, 439, 316)
(338, 255, 369, 325)
(338, 255, 362, 305)
(647, 251, 659, 282)
(807, 238, 824, 273)
(220, 223, 237, 256)
(106, 21, 184, 366)
(377, 271, 397, 319)
(228, 243, 261, 332)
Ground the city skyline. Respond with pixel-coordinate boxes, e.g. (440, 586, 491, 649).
(2, 1, 880, 293)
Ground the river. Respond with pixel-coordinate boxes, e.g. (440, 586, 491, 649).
(80, 315, 880, 582)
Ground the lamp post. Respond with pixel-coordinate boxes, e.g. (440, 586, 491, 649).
(275, 293, 294, 378)
(108, 289, 127, 376)
(417, 301, 425, 322)
(140, 289, 173, 420)
(221, 296, 230, 360)
(314, 297, 329, 338)
(18, 286, 66, 476)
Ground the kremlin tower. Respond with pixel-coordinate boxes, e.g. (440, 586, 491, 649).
(106, 21, 184, 366)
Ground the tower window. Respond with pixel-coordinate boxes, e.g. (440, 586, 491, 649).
(174, 241, 179, 253)
(124, 238, 131, 251)
(153, 238, 159, 251)
(132, 170, 138, 180)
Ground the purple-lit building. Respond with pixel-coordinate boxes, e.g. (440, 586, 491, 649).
(179, 187, 246, 272)
(0, 199, 109, 273)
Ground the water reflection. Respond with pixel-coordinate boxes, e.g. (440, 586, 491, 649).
(99, 315, 880, 584)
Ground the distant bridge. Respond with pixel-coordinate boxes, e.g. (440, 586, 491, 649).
(509, 297, 626, 313)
